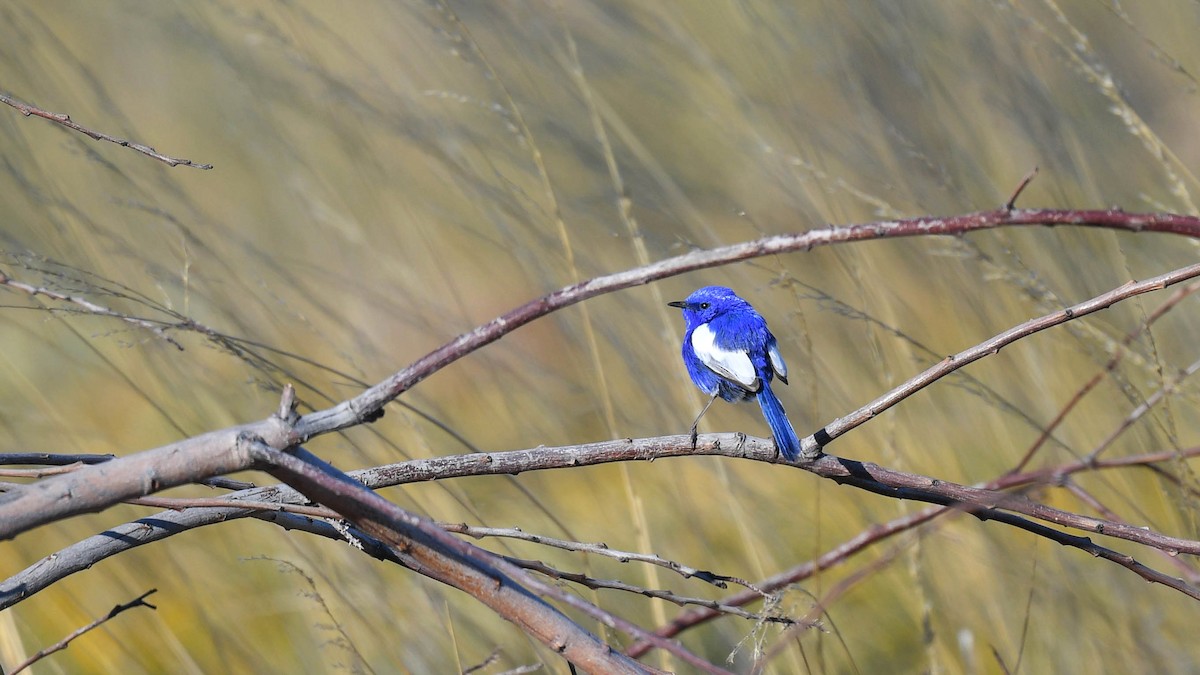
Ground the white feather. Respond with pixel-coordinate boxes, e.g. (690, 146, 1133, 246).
(768, 341, 788, 382)
(691, 323, 758, 390)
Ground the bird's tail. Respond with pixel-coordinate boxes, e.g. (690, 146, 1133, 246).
(757, 381, 801, 461)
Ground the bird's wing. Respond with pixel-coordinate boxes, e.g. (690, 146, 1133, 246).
(767, 340, 788, 384)
(691, 323, 758, 390)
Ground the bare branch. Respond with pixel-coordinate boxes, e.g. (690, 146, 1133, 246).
(294, 208, 1200, 441)
(0, 268, 185, 350)
(443, 522, 765, 593)
(0, 91, 213, 169)
(506, 556, 794, 626)
(1012, 280, 1200, 472)
(628, 507, 938, 657)
(759, 545, 907, 667)
(0, 453, 115, 466)
(813, 261, 1200, 455)
(4, 210, 1200, 540)
(0, 463, 85, 478)
(0, 427, 274, 539)
(821, 455, 1200, 599)
(1083, 356, 1200, 464)
(9, 589, 157, 674)
(250, 442, 714, 674)
(1063, 481, 1200, 583)
(1004, 166, 1039, 210)
(9, 437, 1200, 612)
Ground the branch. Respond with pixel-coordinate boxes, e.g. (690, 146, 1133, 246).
(0, 426, 274, 539)
(294, 208, 1200, 443)
(820, 455, 1200, 600)
(628, 506, 940, 657)
(0, 92, 213, 169)
(9, 437, 1200, 611)
(1004, 166, 1039, 209)
(1011, 279, 1200, 472)
(443, 522, 764, 593)
(812, 261, 1200, 455)
(0, 453, 115, 465)
(8, 589, 157, 674)
(0, 267, 186, 350)
(506, 556, 794, 626)
(3, 209, 1199, 539)
(249, 442, 715, 674)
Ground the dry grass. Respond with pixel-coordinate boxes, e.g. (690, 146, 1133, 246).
(2, 1, 1200, 672)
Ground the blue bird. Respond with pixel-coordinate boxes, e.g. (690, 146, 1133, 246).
(668, 286, 802, 461)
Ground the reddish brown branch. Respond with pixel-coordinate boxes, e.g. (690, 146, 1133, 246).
(627, 506, 942, 657)
(0, 92, 212, 169)
(293, 208, 1200, 441)
(1005, 166, 1039, 209)
(1011, 280, 1200, 472)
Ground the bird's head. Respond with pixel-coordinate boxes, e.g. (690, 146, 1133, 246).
(667, 285, 750, 325)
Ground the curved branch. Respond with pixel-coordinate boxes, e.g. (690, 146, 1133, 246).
(3, 209, 1199, 540)
(295, 208, 1200, 441)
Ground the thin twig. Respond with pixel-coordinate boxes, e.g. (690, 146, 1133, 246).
(1083, 356, 1200, 464)
(0, 463, 84, 477)
(760, 543, 909, 666)
(628, 507, 937, 657)
(507, 556, 795, 626)
(9, 589, 157, 674)
(0, 92, 212, 169)
(0, 452, 115, 465)
(442, 522, 766, 594)
(1011, 280, 1200, 472)
(1004, 166, 1039, 210)
(0, 268, 185, 350)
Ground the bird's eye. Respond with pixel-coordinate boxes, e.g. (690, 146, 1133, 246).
(699, 302, 710, 309)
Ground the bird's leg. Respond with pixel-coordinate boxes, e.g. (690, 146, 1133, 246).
(689, 393, 719, 450)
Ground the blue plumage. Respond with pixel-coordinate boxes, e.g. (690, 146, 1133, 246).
(668, 286, 801, 461)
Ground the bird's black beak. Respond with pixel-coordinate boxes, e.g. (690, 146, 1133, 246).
(667, 300, 687, 309)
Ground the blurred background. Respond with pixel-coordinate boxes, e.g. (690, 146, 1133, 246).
(2, 1, 1200, 672)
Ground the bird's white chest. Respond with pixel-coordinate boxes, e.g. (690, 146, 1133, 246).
(690, 323, 759, 390)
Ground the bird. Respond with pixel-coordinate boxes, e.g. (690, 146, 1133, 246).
(668, 285, 802, 461)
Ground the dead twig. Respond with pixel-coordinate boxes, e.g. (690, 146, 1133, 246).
(9, 589, 157, 674)
(0, 92, 212, 169)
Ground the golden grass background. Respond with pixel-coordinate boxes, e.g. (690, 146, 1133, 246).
(2, 1, 1200, 672)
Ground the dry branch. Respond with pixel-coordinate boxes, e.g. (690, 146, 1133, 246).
(8, 437, 1200, 610)
(0, 91, 213, 169)
(250, 443, 709, 674)
(8, 589, 157, 674)
(5, 208, 1200, 670)
(294, 208, 1200, 443)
